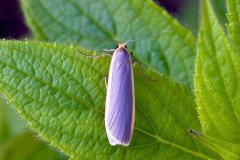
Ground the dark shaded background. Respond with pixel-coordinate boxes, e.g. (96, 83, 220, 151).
(0, 0, 28, 38)
(155, 0, 189, 14)
(0, 0, 199, 39)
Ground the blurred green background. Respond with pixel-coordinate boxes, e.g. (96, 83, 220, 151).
(0, 0, 227, 159)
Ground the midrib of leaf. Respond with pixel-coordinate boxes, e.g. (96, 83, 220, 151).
(136, 104, 158, 136)
(135, 127, 211, 159)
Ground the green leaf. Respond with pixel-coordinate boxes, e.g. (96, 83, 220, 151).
(195, 0, 240, 145)
(0, 132, 67, 160)
(21, 0, 196, 89)
(0, 40, 219, 159)
(226, 0, 240, 51)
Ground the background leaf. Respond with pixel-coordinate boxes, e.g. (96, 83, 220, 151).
(195, 0, 240, 153)
(0, 97, 65, 159)
(0, 97, 26, 148)
(0, 132, 67, 160)
(21, 0, 196, 89)
(0, 98, 12, 146)
(0, 40, 219, 159)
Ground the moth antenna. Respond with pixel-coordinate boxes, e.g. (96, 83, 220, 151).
(124, 31, 167, 45)
(82, 30, 118, 43)
(77, 49, 112, 58)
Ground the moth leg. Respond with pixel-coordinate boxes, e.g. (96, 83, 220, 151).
(133, 60, 157, 82)
(104, 75, 108, 88)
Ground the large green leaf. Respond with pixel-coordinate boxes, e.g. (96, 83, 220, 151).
(21, 0, 196, 89)
(195, 0, 240, 151)
(0, 40, 219, 159)
(226, 0, 240, 51)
